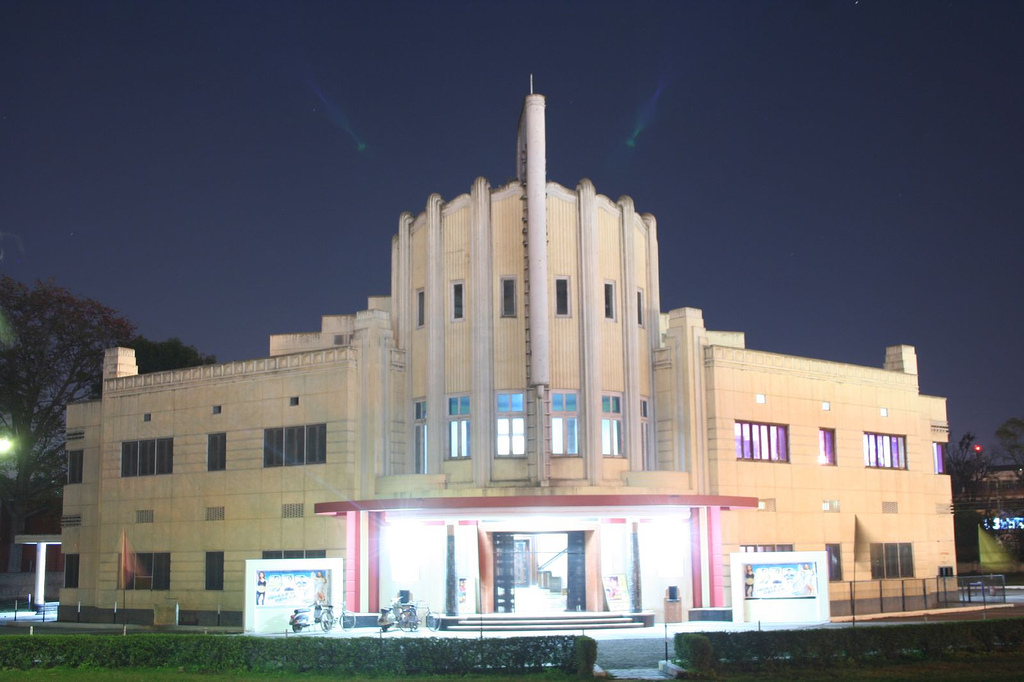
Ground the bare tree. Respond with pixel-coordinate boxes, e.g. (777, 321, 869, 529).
(995, 417, 1024, 486)
(945, 432, 990, 498)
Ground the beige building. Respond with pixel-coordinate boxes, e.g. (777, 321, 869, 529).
(59, 93, 953, 625)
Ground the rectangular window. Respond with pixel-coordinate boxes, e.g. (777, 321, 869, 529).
(825, 543, 842, 581)
(67, 450, 83, 484)
(451, 281, 464, 321)
(263, 425, 326, 467)
(264, 428, 284, 467)
(551, 392, 579, 456)
(205, 551, 224, 591)
(155, 438, 173, 474)
(496, 393, 526, 456)
(285, 426, 305, 466)
(555, 277, 570, 317)
(933, 442, 946, 474)
(501, 277, 516, 317)
(601, 394, 624, 457)
(818, 428, 836, 465)
(263, 549, 326, 559)
(870, 542, 914, 579)
(139, 439, 155, 476)
(863, 433, 907, 469)
(414, 401, 427, 473)
(120, 439, 173, 478)
(604, 281, 616, 320)
(64, 554, 80, 588)
(734, 422, 789, 462)
(121, 442, 139, 477)
(637, 289, 644, 327)
(739, 544, 794, 553)
(416, 289, 425, 328)
(306, 423, 326, 464)
(207, 433, 226, 472)
(123, 552, 171, 591)
(448, 395, 471, 459)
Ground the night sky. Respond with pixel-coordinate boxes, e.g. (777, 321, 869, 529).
(2, 1, 1021, 448)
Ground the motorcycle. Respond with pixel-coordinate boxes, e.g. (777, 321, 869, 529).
(290, 602, 335, 632)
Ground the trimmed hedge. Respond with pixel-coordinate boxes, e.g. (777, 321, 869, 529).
(0, 634, 592, 676)
(675, 618, 1024, 673)
(676, 633, 713, 675)
(573, 636, 597, 677)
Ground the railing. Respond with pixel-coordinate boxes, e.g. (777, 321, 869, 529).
(829, 575, 1006, 618)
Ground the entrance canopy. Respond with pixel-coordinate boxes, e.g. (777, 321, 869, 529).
(315, 493, 758, 518)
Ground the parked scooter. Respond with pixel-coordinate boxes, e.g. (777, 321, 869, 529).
(377, 602, 395, 632)
(290, 602, 328, 633)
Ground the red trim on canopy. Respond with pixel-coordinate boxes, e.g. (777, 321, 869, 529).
(315, 493, 757, 516)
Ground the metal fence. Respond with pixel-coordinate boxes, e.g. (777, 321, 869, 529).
(829, 574, 1006, 617)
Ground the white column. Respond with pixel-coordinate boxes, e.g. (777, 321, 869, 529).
(521, 94, 550, 388)
(34, 542, 47, 611)
(470, 177, 494, 487)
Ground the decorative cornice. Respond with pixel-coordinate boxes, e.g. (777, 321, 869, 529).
(704, 346, 919, 389)
(104, 348, 358, 394)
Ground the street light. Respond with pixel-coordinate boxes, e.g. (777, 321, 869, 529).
(0, 436, 12, 454)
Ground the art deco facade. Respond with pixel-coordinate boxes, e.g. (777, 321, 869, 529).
(59, 94, 953, 625)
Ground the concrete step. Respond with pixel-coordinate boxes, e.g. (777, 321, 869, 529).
(443, 612, 646, 632)
(454, 616, 634, 625)
(446, 621, 645, 631)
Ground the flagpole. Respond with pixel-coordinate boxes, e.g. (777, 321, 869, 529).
(120, 528, 128, 625)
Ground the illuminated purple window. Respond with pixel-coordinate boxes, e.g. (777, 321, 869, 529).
(734, 421, 789, 462)
(863, 433, 907, 469)
(819, 428, 836, 465)
(933, 442, 946, 474)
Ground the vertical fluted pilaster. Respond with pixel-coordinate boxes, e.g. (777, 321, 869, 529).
(577, 180, 602, 485)
(426, 194, 445, 474)
(470, 177, 494, 486)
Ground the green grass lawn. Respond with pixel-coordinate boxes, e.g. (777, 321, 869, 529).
(0, 672, 573, 682)
(3, 656, 1024, 682)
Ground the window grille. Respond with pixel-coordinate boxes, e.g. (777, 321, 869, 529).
(282, 503, 304, 519)
(136, 509, 155, 523)
(206, 506, 225, 521)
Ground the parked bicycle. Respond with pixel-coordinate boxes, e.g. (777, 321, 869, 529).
(340, 602, 356, 630)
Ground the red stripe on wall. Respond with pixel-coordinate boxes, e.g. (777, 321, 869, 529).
(367, 512, 381, 612)
(708, 507, 724, 607)
(690, 513, 703, 608)
(345, 512, 360, 612)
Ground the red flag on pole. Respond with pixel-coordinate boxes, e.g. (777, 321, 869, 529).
(118, 528, 138, 590)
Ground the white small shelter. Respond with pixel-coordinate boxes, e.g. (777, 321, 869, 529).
(243, 557, 344, 634)
(730, 551, 830, 624)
